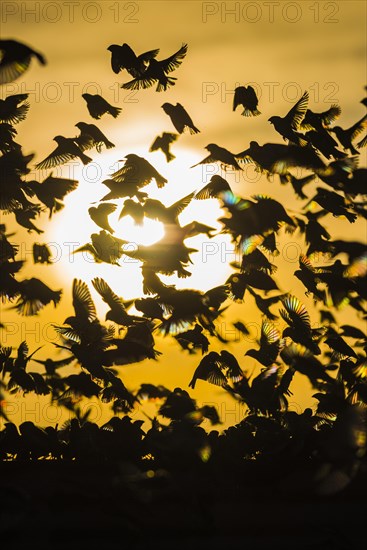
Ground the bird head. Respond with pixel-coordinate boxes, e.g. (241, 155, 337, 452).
(107, 45, 119, 52)
(268, 117, 276, 124)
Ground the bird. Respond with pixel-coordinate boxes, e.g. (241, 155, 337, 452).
(306, 187, 358, 223)
(191, 144, 242, 171)
(88, 203, 117, 233)
(74, 122, 115, 153)
(121, 43, 188, 92)
(27, 173, 78, 218)
(188, 352, 228, 389)
(236, 141, 325, 175)
(245, 320, 283, 367)
(35, 136, 92, 169)
(91, 277, 144, 327)
(0, 94, 29, 124)
(13, 205, 44, 234)
(143, 192, 194, 225)
(233, 85, 261, 117)
(280, 343, 335, 386)
(32, 243, 53, 264)
(174, 324, 210, 355)
(12, 278, 62, 316)
(300, 105, 341, 131)
(82, 93, 122, 119)
(0, 39, 46, 84)
(194, 175, 233, 200)
(279, 294, 321, 355)
(161, 103, 200, 134)
(330, 114, 367, 154)
(268, 90, 309, 145)
(72, 231, 128, 265)
(118, 199, 145, 225)
(149, 132, 178, 162)
(279, 173, 316, 200)
(107, 43, 159, 76)
(113, 154, 167, 188)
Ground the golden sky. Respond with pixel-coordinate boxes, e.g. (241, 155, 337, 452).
(1, 0, 366, 429)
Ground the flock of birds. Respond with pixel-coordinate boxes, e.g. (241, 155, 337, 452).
(0, 39, 366, 486)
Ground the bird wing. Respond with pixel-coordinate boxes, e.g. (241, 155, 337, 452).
(158, 43, 188, 73)
(169, 192, 195, 218)
(321, 105, 341, 126)
(349, 114, 367, 141)
(92, 277, 126, 311)
(34, 145, 76, 170)
(233, 86, 246, 111)
(284, 90, 309, 129)
(72, 278, 97, 321)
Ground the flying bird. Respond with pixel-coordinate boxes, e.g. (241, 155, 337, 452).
(82, 93, 122, 119)
(88, 203, 117, 233)
(91, 277, 144, 327)
(12, 278, 62, 316)
(330, 114, 367, 154)
(194, 175, 233, 200)
(35, 136, 92, 170)
(74, 122, 115, 153)
(0, 39, 46, 84)
(233, 85, 261, 117)
(73, 231, 128, 265)
(121, 43, 188, 92)
(149, 132, 178, 162)
(300, 105, 341, 131)
(107, 43, 159, 76)
(191, 144, 242, 171)
(161, 102, 200, 134)
(27, 173, 78, 218)
(0, 94, 29, 124)
(114, 153, 168, 188)
(268, 90, 309, 145)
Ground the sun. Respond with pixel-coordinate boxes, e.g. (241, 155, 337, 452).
(47, 145, 235, 305)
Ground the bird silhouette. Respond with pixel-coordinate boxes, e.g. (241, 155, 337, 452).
(268, 91, 309, 145)
(35, 135, 92, 169)
(0, 94, 29, 124)
(149, 132, 178, 162)
(73, 230, 128, 265)
(194, 175, 232, 199)
(75, 122, 115, 152)
(280, 294, 321, 354)
(107, 43, 159, 76)
(13, 204, 44, 234)
(121, 43, 188, 92)
(161, 102, 200, 134)
(306, 187, 357, 223)
(0, 39, 46, 83)
(32, 243, 52, 264)
(233, 85, 261, 117)
(300, 105, 341, 131)
(88, 203, 117, 233)
(191, 144, 242, 171)
(91, 277, 144, 327)
(330, 114, 367, 154)
(27, 173, 78, 218)
(82, 93, 121, 119)
(245, 320, 283, 367)
(118, 198, 145, 225)
(113, 153, 168, 188)
(12, 278, 62, 316)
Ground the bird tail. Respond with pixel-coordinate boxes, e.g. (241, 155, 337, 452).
(80, 153, 93, 165)
(345, 211, 358, 223)
(34, 51, 47, 65)
(156, 76, 177, 92)
(155, 175, 168, 188)
(108, 106, 122, 118)
(242, 108, 261, 117)
(166, 151, 176, 162)
(105, 140, 115, 149)
(188, 126, 201, 135)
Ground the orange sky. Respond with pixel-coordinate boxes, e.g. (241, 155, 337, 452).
(1, 0, 366, 430)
